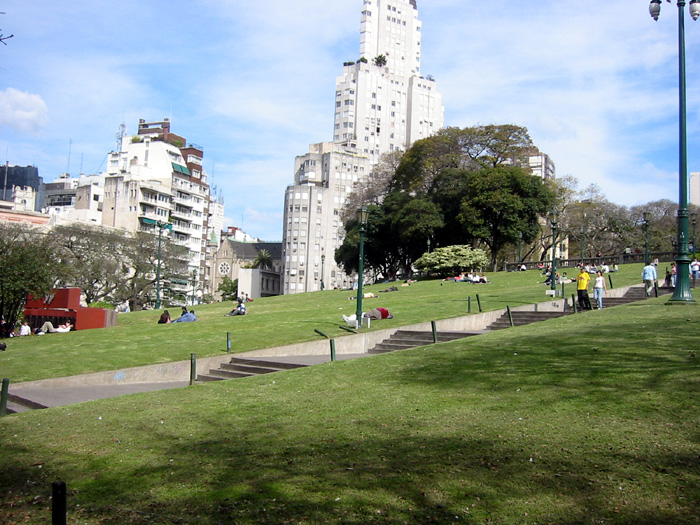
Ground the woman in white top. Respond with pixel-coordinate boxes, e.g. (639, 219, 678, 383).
(593, 270, 606, 310)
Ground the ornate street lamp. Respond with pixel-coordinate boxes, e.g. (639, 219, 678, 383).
(643, 211, 651, 264)
(517, 231, 523, 263)
(549, 209, 559, 292)
(321, 254, 326, 291)
(356, 205, 369, 327)
(580, 225, 585, 263)
(143, 218, 173, 309)
(650, 0, 698, 303)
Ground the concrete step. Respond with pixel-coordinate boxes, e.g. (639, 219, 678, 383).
(5, 393, 48, 413)
(197, 357, 308, 382)
(368, 330, 479, 354)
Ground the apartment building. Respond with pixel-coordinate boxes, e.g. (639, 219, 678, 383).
(282, 0, 444, 294)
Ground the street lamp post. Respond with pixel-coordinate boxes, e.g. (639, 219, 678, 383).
(517, 231, 522, 263)
(143, 219, 173, 309)
(643, 211, 651, 264)
(190, 270, 197, 306)
(550, 210, 559, 292)
(355, 206, 369, 328)
(650, 0, 698, 303)
(321, 254, 326, 291)
(580, 225, 585, 263)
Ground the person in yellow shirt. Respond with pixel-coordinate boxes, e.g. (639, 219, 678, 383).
(576, 267, 592, 310)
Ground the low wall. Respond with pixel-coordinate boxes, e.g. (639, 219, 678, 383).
(12, 284, 643, 390)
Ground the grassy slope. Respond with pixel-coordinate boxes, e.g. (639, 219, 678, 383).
(1, 264, 644, 382)
(1, 278, 699, 523)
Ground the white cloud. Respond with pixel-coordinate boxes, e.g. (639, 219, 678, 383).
(0, 88, 49, 134)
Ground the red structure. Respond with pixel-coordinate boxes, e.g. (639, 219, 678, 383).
(24, 288, 117, 331)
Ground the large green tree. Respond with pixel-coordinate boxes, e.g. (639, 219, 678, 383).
(0, 223, 61, 332)
(458, 166, 556, 270)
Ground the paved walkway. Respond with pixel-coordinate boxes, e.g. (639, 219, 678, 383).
(6, 353, 372, 411)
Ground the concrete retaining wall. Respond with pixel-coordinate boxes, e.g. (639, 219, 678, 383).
(12, 284, 643, 389)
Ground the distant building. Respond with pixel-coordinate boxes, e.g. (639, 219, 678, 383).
(529, 152, 556, 180)
(282, 0, 444, 294)
(691, 172, 700, 206)
(103, 118, 217, 300)
(211, 237, 282, 300)
(0, 164, 44, 210)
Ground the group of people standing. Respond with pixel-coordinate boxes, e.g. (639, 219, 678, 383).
(576, 267, 607, 310)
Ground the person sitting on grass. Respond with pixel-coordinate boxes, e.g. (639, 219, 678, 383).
(36, 321, 73, 334)
(172, 310, 197, 323)
(158, 310, 171, 324)
(225, 299, 247, 317)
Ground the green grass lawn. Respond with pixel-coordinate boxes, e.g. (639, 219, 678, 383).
(1, 262, 699, 523)
(1, 263, 647, 382)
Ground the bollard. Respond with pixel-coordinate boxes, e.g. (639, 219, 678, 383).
(607, 274, 613, 289)
(189, 353, 197, 386)
(226, 332, 231, 353)
(314, 329, 329, 338)
(52, 480, 67, 525)
(0, 378, 8, 417)
(560, 282, 565, 298)
(506, 306, 514, 327)
(571, 294, 578, 314)
(431, 321, 438, 343)
(476, 294, 482, 313)
(467, 296, 472, 314)
(330, 339, 336, 361)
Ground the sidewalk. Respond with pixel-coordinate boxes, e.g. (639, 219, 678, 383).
(6, 353, 371, 412)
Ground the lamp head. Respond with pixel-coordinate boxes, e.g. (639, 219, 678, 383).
(643, 211, 650, 223)
(691, 0, 700, 21)
(357, 205, 369, 225)
(649, 0, 662, 21)
(549, 209, 559, 225)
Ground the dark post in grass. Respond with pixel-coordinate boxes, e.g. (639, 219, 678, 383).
(52, 480, 67, 525)
(506, 306, 514, 328)
(189, 353, 196, 385)
(650, 0, 697, 303)
(431, 320, 438, 343)
(226, 332, 231, 353)
(0, 378, 8, 416)
(467, 296, 472, 313)
(355, 205, 370, 327)
(330, 339, 336, 361)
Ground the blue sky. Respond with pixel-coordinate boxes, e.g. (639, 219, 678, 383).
(1, 1, 700, 241)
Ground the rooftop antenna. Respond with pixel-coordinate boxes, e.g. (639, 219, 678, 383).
(66, 139, 72, 175)
(116, 122, 127, 153)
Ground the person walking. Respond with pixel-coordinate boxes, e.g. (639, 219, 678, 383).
(642, 261, 657, 296)
(593, 270, 606, 310)
(576, 267, 592, 310)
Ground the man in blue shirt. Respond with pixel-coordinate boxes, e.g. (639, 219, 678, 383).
(642, 262, 657, 296)
(172, 310, 197, 323)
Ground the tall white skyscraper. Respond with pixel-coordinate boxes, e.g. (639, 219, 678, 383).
(282, 0, 444, 294)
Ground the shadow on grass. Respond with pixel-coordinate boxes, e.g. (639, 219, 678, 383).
(2, 422, 697, 524)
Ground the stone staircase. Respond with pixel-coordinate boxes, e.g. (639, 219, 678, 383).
(368, 329, 485, 354)
(197, 357, 307, 382)
(486, 311, 572, 330)
(487, 285, 671, 331)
